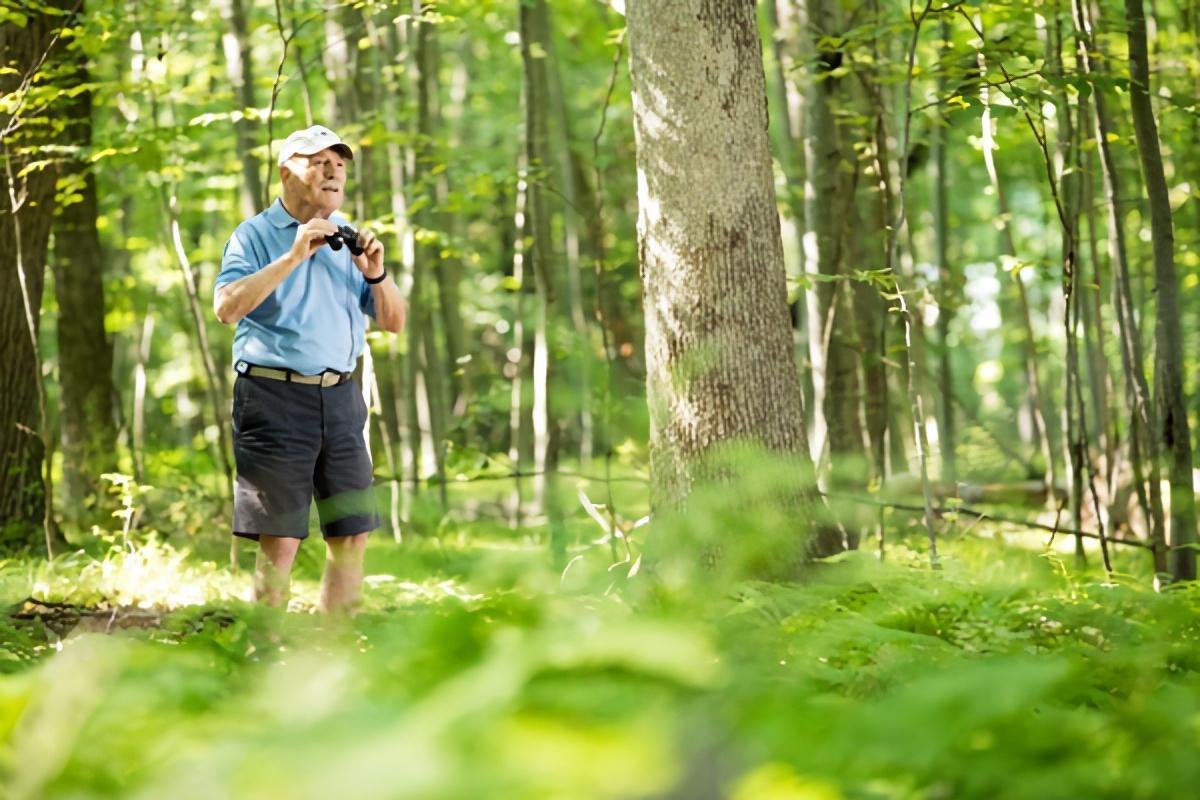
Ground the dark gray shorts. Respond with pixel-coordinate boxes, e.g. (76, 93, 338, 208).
(231, 374, 380, 540)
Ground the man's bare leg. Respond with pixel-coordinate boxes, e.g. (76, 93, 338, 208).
(319, 532, 368, 615)
(255, 536, 301, 607)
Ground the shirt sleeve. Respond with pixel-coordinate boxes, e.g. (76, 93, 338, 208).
(215, 226, 260, 296)
(359, 278, 378, 320)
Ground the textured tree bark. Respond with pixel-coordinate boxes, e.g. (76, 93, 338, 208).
(0, 2, 68, 548)
(53, 45, 119, 523)
(627, 0, 825, 552)
(1125, 0, 1199, 581)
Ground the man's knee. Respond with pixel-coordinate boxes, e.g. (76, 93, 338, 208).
(261, 535, 302, 567)
(326, 532, 368, 558)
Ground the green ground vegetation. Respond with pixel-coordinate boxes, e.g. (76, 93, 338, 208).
(2, 489, 1197, 800)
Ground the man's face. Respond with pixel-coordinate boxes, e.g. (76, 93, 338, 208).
(280, 148, 347, 216)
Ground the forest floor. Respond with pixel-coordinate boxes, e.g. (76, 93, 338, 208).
(1, 507, 1198, 799)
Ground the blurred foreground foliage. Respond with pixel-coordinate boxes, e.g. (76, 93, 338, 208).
(2, 501, 1198, 799)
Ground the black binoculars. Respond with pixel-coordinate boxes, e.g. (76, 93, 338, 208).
(325, 225, 365, 256)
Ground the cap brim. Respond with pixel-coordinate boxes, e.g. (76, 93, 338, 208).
(285, 142, 355, 163)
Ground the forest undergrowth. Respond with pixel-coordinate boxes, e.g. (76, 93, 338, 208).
(1, 506, 1198, 799)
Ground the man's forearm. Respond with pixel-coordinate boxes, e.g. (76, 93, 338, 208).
(214, 252, 301, 324)
(369, 276, 407, 333)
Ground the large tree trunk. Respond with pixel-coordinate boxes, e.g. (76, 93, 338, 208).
(627, 0, 821, 548)
(1125, 0, 1199, 581)
(53, 36, 119, 524)
(0, 3, 68, 548)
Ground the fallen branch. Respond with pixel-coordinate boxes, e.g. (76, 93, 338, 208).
(828, 492, 1153, 551)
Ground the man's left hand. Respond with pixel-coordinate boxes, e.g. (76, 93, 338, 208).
(352, 229, 385, 281)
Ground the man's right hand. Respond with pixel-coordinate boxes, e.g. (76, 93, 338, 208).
(289, 218, 338, 264)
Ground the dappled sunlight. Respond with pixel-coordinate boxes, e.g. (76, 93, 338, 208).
(26, 538, 248, 611)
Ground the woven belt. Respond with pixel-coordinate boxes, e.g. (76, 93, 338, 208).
(236, 361, 350, 387)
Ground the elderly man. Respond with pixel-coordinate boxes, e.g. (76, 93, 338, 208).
(214, 124, 406, 614)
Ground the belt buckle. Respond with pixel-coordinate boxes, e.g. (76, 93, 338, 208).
(321, 371, 340, 388)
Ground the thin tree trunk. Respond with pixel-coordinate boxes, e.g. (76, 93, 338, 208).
(521, 0, 565, 559)
(933, 19, 955, 486)
(888, 2, 945, 567)
(1125, 0, 1199, 581)
(410, 2, 449, 512)
(545, 15, 595, 464)
(163, 190, 235, 498)
(507, 158, 528, 529)
(1073, 0, 1166, 572)
(132, 314, 155, 484)
(219, 0, 264, 218)
(768, 0, 811, 396)
(977, 37, 1058, 497)
(800, 0, 849, 476)
(1046, 9, 1089, 563)
(1080, 98, 1116, 506)
(365, 12, 417, 522)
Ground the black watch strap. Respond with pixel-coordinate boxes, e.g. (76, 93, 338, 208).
(365, 269, 387, 285)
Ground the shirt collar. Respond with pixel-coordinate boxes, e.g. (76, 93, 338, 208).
(266, 198, 299, 228)
(265, 199, 347, 229)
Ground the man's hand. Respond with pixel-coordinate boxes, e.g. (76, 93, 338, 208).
(289, 218, 339, 264)
(351, 229, 385, 280)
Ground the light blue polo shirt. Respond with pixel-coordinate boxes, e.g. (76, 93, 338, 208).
(216, 199, 377, 375)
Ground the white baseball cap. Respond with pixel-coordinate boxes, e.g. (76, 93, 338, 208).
(276, 124, 354, 166)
